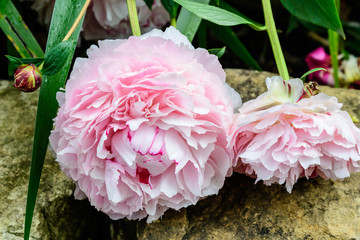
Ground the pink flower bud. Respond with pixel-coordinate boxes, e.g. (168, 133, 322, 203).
(14, 64, 42, 92)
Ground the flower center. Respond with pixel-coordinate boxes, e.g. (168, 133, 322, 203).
(127, 125, 165, 156)
(136, 167, 151, 185)
(299, 81, 321, 100)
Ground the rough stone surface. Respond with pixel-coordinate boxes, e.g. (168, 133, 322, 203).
(136, 69, 360, 240)
(0, 81, 129, 240)
(1, 69, 360, 240)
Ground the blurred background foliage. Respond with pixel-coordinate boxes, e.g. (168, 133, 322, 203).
(1, 0, 360, 79)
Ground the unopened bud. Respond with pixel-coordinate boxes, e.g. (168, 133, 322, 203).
(14, 64, 42, 92)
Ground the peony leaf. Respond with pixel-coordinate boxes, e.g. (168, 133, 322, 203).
(24, 0, 86, 239)
(207, 22, 261, 70)
(280, 0, 345, 38)
(0, 0, 44, 58)
(161, 0, 179, 18)
(42, 40, 76, 76)
(177, 0, 210, 42)
(6, 55, 45, 76)
(174, 0, 266, 31)
(6, 55, 45, 65)
(300, 67, 327, 81)
(208, 47, 226, 58)
(143, 0, 155, 9)
(5, 55, 23, 65)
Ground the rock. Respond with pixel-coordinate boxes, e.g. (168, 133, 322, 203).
(136, 69, 360, 240)
(1, 69, 360, 240)
(0, 82, 131, 240)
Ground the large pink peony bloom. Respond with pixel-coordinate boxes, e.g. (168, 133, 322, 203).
(49, 27, 240, 222)
(31, 0, 169, 40)
(229, 76, 360, 192)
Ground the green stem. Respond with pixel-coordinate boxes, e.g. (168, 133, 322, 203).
(328, 30, 340, 88)
(328, 0, 340, 88)
(170, 16, 177, 28)
(262, 0, 289, 80)
(127, 0, 141, 36)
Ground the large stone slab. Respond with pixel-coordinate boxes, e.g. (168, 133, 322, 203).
(0, 80, 125, 240)
(1, 69, 360, 239)
(136, 69, 360, 240)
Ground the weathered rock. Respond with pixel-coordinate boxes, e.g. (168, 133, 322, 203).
(0, 81, 132, 240)
(136, 69, 360, 240)
(1, 69, 360, 240)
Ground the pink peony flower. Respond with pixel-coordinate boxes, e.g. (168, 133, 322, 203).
(31, 0, 169, 40)
(49, 27, 240, 222)
(229, 76, 360, 192)
(305, 47, 334, 86)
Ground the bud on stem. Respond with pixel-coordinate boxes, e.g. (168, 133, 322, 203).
(14, 64, 42, 92)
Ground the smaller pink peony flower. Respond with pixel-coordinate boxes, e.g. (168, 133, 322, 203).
(229, 76, 360, 192)
(50, 26, 240, 222)
(31, 0, 170, 40)
(305, 47, 334, 86)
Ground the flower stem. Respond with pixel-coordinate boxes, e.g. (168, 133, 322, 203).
(328, 0, 340, 88)
(127, 0, 141, 36)
(170, 17, 177, 28)
(328, 30, 340, 88)
(62, 0, 91, 41)
(262, 0, 289, 80)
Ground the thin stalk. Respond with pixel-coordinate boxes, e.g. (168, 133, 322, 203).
(170, 17, 177, 28)
(328, 0, 340, 88)
(262, 0, 289, 80)
(127, 0, 141, 36)
(62, 0, 91, 41)
(328, 30, 340, 87)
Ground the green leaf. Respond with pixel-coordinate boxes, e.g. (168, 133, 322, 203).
(161, 0, 179, 18)
(174, 0, 266, 31)
(6, 55, 45, 76)
(214, 0, 265, 29)
(5, 55, 23, 64)
(177, 0, 210, 42)
(0, 14, 31, 58)
(300, 67, 327, 81)
(143, 0, 154, 9)
(6, 55, 23, 76)
(285, 15, 299, 35)
(42, 40, 76, 76)
(208, 47, 226, 58)
(207, 22, 261, 70)
(24, 0, 86, 239)
(0, 0, 44, 58)
(6, 55, 45, 65)
(280, 0, 345, 38)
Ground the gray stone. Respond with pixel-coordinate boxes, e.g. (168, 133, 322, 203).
(0, 81, 129, 240)
(136, 69, 360, 240)
(2, 69, 360, 239)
